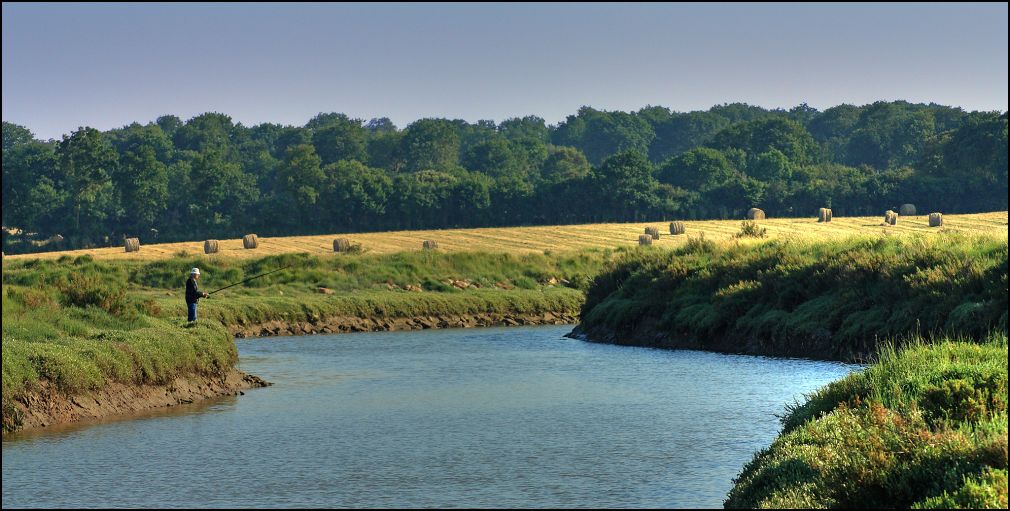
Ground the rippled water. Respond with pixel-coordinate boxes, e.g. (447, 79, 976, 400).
(2, 326, 856, 508)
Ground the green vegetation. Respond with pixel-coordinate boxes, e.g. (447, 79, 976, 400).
(577, 233, 1008, 508)
(725, 335, 1008, 509)
(2, 279, 237, 432)
(3, 249, 607, 294)
(579, 232, 1007, 359)
(734, 220, 767, 239)
(2, 249, 606, 431)
(4, 101, 1007, 254)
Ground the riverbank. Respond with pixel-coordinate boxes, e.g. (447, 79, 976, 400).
(574, 232, 1008, 508)
(2, 250, 598, 433)
(725, 335, 1008, 509)
(8, 368, 269, 432)
(229, 311, 578, 338)
(574, 232, 1007, 363)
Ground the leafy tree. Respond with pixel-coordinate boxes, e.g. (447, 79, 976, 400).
(273, 127, 312, 160)
(498, 116, 550, 143)
(463, 136, 521, 177)
(709, 117, 821, 167)
(541, 145, 592, 185)
(311, 114, 367, 164)
(107, 123, 173, 163)
(173, 112, 238, 155)
(556, 107, 655, 165)
(708, 103, 781, 123)
(656, 147, 738, 190)
(365, 117, 397, 133)
(276, 144, 325, 227)
(913, 111, 1008, 212)
(305, 112, 352, 130)
(636, 105, 675, 127)
(592, 150, 658, 220)
(155, 115, 183, 139)
(113, 143, 169, 234)
(181, 149, 258, 236)
(324, 160, 393, 228)
(366, 129, 405, 171)
(787, 103, 820, 125)
(450, 171, 494, 226)
(3, 122, 36, 152)
(749, 148, 794, 182)
(55, 127, 118, 237)
(392, 170, 458, 227)
(649, 111, 731, 162)
(491, 172, 536, 224)
(3, 102, 1006, 254)
(401, 119, 460, 172)
(2, 123, 61, 231)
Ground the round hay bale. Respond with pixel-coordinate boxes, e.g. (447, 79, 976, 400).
(669, 221, 686, 235)
(124, 237, 140, 253)
(333, 238, 352, 252)
(899, 203, 917, 216)
(638, 234, 653, 246)
(204, 240, 219, 254)
(818, 208, 832, 223)
(645, 227, 660, 240)
(422, 240, 438, 250)
(242, 234, 258, 249)
(746, 208, 766, 220)
(929, 212, 943, 227)
(884, 210, 898, 225)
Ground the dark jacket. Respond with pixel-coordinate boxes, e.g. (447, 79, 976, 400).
(186, 277, 203, 304)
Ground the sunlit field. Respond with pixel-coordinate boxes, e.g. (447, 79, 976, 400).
(7, 211, 1007, 262)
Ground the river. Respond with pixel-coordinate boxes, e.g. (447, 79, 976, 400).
(2, 326, 856, 508)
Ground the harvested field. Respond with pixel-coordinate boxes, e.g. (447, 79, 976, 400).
(8, 212, 1007, 261)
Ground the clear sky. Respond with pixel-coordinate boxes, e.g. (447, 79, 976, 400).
(3, 2, 1008, 140)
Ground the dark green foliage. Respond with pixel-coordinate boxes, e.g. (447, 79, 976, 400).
(3, 101, 1007, 255)
(580, 234, 1008, 359)
(309, 114, 367, 165)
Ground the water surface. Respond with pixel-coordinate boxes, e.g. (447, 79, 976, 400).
(2, 326, 856, 508)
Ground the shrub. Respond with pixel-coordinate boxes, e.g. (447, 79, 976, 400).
(60, 274, 128, 316)
(734, 220, 768, 238)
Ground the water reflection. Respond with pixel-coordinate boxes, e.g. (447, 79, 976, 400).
(3, 326, 856, 508)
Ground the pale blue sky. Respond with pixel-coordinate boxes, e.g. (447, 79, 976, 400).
(3, 2, 1007, 140)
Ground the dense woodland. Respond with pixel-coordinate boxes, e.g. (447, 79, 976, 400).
(2, 101, 1007, 253)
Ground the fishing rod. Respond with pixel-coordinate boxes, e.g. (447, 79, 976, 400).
(207, 265, 293, 295)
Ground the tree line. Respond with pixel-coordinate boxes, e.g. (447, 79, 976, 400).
(2, 101, 1007, 253)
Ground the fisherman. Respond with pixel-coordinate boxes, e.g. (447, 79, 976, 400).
(186, 267, 209, 322)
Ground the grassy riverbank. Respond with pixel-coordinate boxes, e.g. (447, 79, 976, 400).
(726, 335, 1008, 508)
(574, 231, 1008, 508)
(2, 280, 239, 431)
(2, 250, 603, 432)
(575, 232, 1007, 360)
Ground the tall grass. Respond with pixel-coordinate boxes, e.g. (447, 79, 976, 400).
(580, 232, 1008, 359)
(2, 281, 237, 432)
(726, 333, 1008, 508)
(3, 250, 609, 293)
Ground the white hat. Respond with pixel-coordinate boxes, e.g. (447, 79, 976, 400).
(190, 267, 201, 275)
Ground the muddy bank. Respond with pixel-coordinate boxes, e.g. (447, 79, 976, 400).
(229, 311, 580, 339)
(5, 369, 270, 434)
(567, 319, 875, 363)
(7, 311, 577, 433)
